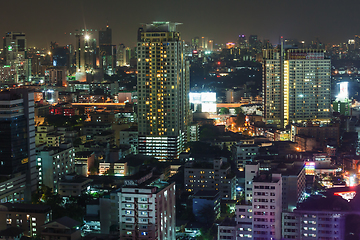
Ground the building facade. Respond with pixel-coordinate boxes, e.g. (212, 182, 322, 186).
(137, 21, 189, 160)
(0, 89, 37, 202)
(263, 46, 331, 128)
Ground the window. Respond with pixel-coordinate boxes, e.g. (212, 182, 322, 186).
(141, 232, 148, 236)
(125, 210, 132, 215)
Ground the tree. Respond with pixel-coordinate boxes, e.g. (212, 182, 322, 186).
(219, 107, 230, 115)
(235, 112, 246, 128)
(234, 107, 243, 114)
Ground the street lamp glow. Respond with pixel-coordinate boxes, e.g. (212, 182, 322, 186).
(85, 35, 90, 40)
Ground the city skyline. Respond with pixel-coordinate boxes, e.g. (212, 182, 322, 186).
(2, 0, 360, 48)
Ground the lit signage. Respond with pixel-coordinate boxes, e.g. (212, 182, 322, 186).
(336, 82, 349, 101)
(305, 162, 315, 175)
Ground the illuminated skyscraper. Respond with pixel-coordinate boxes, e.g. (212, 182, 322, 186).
(74, 29, 97, 73)
(263, 43, 331, 128)
(3, 32, 30, 83)
(137, 21, 189, 160)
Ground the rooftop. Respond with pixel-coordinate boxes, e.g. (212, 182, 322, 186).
(0, 203, 51, 213)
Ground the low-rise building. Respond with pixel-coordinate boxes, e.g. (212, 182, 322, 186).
(192, 190, 221, 223)
(58, 175, 92, 197)
(36, 143, 75, 193)
(41, 216, 81, 240)
(0, 203, 52, 237)
(184, 158, 236, 200)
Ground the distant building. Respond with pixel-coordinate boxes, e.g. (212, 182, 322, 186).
(58, 175, 92, 197)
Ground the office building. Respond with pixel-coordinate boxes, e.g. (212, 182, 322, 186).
(263, 45, 331, 128)
(117, 43, 127, 66)
(74, 30, 97, 73)
(137, 21, 189, 160)
(0, 89, 37, 202)
(2, 32, 31, 83)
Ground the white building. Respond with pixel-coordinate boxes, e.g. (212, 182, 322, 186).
(100, 172, 175, 239)
(252, 173, 282, 240)
(137, 21, 189, 160)
(244, 163, 260, 203)
(263, 47, 331, 128)
(36, 143, 75, 193)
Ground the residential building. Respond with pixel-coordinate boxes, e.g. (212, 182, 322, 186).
(263, 46, 331, 128)
(252, 173, 282, 240)
(100, 172, 175, 239)
(35, 125, 64, 147)
(137, 21, 190, 160)
(58, 175, 92, 197)
(0, 203, 52, 237)
(244, 163, 260, 203)
(119, 127, 138, 154)
(0, 89, 37, 202)
(233, 143, 260, 171)
(36, 143, 75, 193)
(184, 158, 236, 200)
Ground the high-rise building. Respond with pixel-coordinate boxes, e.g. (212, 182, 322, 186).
(201, 36, 208, 50)
(0, 89, 37, 202)
(74, 30, 97, 73)
(116, 43, 127, 67)
(208, 40, 214, 51)
(99, 25, 116, 75)
(263, 44, 331, 128)
(137, 21, 189, 160)
(238, 34, 247, 49)
(3, 32, 31, 83)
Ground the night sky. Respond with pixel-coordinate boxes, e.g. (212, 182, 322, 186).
(1, 0, 359, 48)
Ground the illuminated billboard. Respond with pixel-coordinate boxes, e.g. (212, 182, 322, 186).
(189, 92, 217, 113)
(305, 162, 315, 175)
(336, 82, 349, 101)
(189, 92, 216, 103)
(202, 103, 217, 113)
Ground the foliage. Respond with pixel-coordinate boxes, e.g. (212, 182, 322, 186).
(235, 112, 246, 128)
(234, 107, 242, 114)
(196, 227, 216, 240)
(219, 107, 230, 115)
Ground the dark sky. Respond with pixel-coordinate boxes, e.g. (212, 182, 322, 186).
(1, 0, 359, 49)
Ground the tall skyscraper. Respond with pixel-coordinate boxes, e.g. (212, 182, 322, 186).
(263, 42, 331, 128)
(116, 43, 126, 67)
(74, 30, 97, 73)
(137, 21, 189, 160)
(0, 89, 37, 202)
(99, 25, 116, 75)
(3, 32, 31, 84)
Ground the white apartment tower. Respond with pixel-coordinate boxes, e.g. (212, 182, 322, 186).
(252, 173, 282, 240)
(263, 44, 331, 128)
(101, 173, 176, 240)
(137, 21, 189, 160)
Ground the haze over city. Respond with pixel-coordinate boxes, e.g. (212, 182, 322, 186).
(2, 0, 360, 47)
